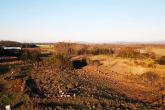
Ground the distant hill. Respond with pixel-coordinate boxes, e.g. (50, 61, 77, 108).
(0, 40, 38, 48)
(0, 40, 21, 47)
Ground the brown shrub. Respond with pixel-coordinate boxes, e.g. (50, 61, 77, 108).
(116, 48, 155, 59)
(141, 71, 160, 86)
(89, 47, 114, 55)
(116, 48, 139, 58)
(47, 53, 73, 70)
(54, 42, 77, 55)
(20, 49, 41, 63)
(54, 42, 114, 56)
(157, 56, 165, 65)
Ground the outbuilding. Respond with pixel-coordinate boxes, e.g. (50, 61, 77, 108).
(3, 47, 22, 56)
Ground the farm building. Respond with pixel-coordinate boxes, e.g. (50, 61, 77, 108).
(0, 44, 4, 55)
(135, 49, 148, 54)
(2, 46, 22, 56)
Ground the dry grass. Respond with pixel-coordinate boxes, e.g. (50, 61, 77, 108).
(37, 44, 55, 52)
(0, 43, 165, 109)
(151, 47, 165, 57)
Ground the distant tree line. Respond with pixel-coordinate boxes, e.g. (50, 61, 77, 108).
(54, 42, 114, 56)
(116, 48, 156, 59)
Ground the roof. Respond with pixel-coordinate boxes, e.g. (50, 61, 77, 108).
(3, 47, 21, 50)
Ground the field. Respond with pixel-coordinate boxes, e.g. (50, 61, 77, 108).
(151, 48, 165, 57)
(37, 44, 54, 53)
(0, 42, 165, 110)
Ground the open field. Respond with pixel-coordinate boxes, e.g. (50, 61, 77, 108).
(1, 0, 165, 109)
(0, 42, 165, 110)
(37, 44, 55, 53)
(151, 48, 165, 57)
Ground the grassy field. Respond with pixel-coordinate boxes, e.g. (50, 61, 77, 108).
(151, 47, 165, 57)
(37, 44, 54, 52)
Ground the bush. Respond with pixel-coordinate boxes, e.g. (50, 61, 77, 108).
(20, 49, 41, 63)
(116, 48, 139, 58)
(54, 42, 76, 55)
(54, 42, 114, 56)
(48, 53, 73, 70)
(89, 48, 114, 55)
(116, 48, 155, 59)
(77, 47, 88, 55)
(157, 56, 165, 65)
(0, 93, 18, 106)
(141, 71, 160, 85)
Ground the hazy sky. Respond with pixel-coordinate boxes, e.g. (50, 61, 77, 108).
(0, 0, 165, 43)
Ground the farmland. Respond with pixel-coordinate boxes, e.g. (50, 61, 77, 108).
(0, 42, 164, 110)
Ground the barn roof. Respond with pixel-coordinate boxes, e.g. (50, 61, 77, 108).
(3, 47, 21, 50)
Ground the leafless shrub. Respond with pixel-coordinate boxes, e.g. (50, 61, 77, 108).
(141, 71, 160, 86)
(89, 47, 114, 55)
(116, 48, 155, 59)
(54, 42, 114, 56)
(47, 53, 73, 70)
(157, 56, 165, 65)
(20, 49, 41, 63)
(54, 42, 76, 55)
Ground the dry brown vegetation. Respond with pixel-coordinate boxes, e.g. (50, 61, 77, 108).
(54, 42, 114, 56)
(0, 41, 165, 110)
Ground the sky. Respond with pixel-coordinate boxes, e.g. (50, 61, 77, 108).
(0, 0, 165, 43)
